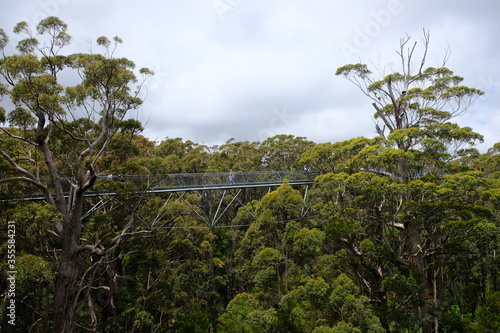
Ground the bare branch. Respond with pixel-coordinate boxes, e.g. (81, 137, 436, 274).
(418, 29, 430, 76)
(87, 293, 98, 331)
(397, 33, 411, 75)
(73, 322, 97, 333)
(407, 41, 417, 76)
(112, 230, 152, 244)
(0, 127, 37, 145)
(0, 175, 43, 188)
(77, 244, 104, 255)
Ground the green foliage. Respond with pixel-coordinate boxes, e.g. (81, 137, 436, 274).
(336, 32, 484, 187)
(335, 63, 371, 78)
(7, 106, 36, 129)
(0, 106, 6, 123)
(1, 25, 497, 333)
(219, 293, 278, 332)
(1, 136, 498, 332)
(312, 324, 359, 333)
(473, 292, 500, 332)
(252, 247, 283, 290)
(260, 134, 314, 171)
(15, 254, 56, 285)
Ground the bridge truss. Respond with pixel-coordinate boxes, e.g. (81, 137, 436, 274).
(15, 171, 316, 228)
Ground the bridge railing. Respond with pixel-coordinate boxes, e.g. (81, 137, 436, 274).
(4, 171, 316, 200)
(99, 170, 316, 190)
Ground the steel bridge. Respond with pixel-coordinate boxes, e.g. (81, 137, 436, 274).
(1, 171, 313, 227)
(78, 171, 316, 228)
(91, 170, 315, 196)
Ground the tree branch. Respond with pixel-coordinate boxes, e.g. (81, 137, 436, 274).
(77, 244, 104, 255)
(17, 299, 48, 319)
(0, 127, 37, 145)
(0, 176, 44, 189)
(372, 103, 395, 132)
(418, 29, 430, 76)
(0, 149, 56, 204)
(50, 114, 87, 142)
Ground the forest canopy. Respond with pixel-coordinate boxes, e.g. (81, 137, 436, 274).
(0, 18, 499, 333)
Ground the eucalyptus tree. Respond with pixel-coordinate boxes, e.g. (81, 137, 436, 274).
(335, 30, 486, 333)
(336, 30, 483, 184)
(207, 138, 262, 172)
(480, 142, 500, 173)
(0, 17, 152, 332)
(259, 134, 315, 171)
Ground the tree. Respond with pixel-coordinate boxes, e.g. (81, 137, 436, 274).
(335, 30, 483, 184)
(207, 138, 262, 172)
(479, 142, 500, 173)
(299, 137, 382, 174)
(219, 292, 278, 332)
(310, 167, 500, 332)
(473, 292, 500, 332)
(0, 17, 152, 332)
(278, 275, 384, 332)
(335, 30, 485, 333)
(259, 134, 314, 171)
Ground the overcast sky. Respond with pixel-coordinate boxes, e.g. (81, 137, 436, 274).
(1, 0, 499, 151)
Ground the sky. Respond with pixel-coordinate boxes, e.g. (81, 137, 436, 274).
(1, 0, 499, 151)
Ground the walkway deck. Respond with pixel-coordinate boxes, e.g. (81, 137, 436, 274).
(17, 171, 316, 201)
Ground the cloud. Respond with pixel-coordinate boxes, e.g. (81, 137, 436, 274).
(1, 0, 498, 150)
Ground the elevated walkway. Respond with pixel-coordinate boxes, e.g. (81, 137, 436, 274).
(84, 171, 316, 228)
(8, 171, 316, 227)
(20, 171, 315, 200)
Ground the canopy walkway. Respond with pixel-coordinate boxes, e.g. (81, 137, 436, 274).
(18, 170, 315, 200)
(7, 171, 316, 228)
(87, 171, 316, 228)
(96, 170, 313, 194)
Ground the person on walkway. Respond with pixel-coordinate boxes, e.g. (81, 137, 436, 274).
(229, 169, 235, 185)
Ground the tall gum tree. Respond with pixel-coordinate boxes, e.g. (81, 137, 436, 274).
(0, 17, 153, 332)
(336, 30, 484, 184)
(335, 30, 484, 333)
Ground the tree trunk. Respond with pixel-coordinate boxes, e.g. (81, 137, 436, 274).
(399, 156, 410, 185)
(227, 236, 237, 299)
(36, 134, 83, 332)
(103, 258, 123, 320)
(53, 196, 83, 332)
(407, 217, 433, 333)
(208, 238, 218, 333)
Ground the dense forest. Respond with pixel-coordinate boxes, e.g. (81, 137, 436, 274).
(0, 17, 499, 333)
